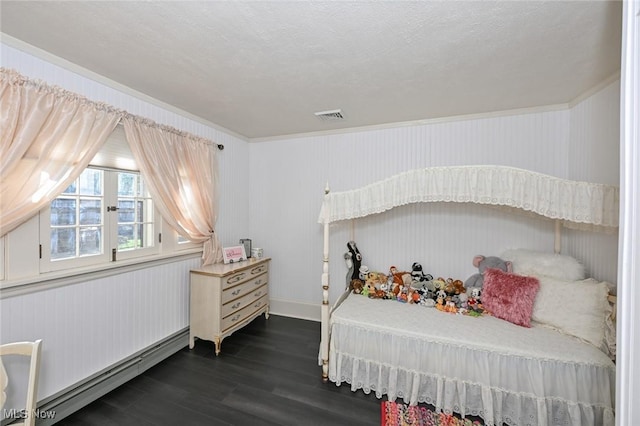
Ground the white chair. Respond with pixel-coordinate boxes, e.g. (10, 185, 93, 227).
(0, 340, 43, 426)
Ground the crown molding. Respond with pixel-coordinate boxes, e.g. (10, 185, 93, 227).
(249, 103, 570, 143)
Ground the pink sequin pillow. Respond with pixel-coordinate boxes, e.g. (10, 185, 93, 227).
(482, 268, 540, 327)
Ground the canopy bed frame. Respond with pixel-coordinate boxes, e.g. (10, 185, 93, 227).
(318, 165, 619, 426)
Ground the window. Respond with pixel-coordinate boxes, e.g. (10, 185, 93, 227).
(40, 167, 159, 272)
(49, 168, 104, 261)
(0, 124, 202, 281)
(111, 171, 157, 260)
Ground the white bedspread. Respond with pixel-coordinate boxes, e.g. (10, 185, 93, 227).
(329, 293, 615, 426)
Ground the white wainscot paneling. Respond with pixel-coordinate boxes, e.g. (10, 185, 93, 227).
(0, 256, 200, 408)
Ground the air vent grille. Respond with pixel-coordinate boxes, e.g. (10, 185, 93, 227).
(314, 109, 345, 121)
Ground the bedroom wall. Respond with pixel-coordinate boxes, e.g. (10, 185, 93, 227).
(0, 42, 252, 405)
(249, 83, 620, 318)
(566, 81, 621, 286)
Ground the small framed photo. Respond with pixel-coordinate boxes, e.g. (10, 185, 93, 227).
(222, 245, 247, 264)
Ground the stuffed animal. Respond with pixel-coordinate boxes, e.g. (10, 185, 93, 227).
(458, 292, 469, 309)
(347, 241, 362, 281)
(408, 287, 421, 304)
(365, 271, 386, 289)
(435, 295, 446, 311)
(344, 252, 354, 289)
(397, 288, 409, 303)
(467, 287, 484, 314)
(363, 280, 377, 297)
(420, 297, 436, 308)
(350, 278, 364, 294)
(464, 255, 512, 291)
(389, 266, 411, 286)
(444, 278, 466, 296)
(432, 277, 446, 292)
(358, 265, 370, 281)
(411, 262, 434, 283)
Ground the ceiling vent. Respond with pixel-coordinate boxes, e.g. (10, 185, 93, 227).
(314, 109, 345, 121)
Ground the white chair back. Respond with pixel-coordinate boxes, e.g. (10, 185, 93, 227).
(0, 340, 43, 426)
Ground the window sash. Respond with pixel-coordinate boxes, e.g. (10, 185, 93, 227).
(40, 168, 160, 272)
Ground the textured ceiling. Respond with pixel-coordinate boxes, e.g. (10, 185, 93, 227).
(0, 1, 622, 139)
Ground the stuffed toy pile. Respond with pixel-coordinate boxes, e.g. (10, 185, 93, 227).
(344, 242, 509, 316)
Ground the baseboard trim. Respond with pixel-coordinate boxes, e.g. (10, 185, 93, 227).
(268, 298, 320, 322)
(22, 329, 189, 426)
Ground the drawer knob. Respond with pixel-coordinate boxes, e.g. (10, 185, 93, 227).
(232, 302, 241, 309)
(251, 266, 265, 275)
(254, 279, 262, 285)
(254, 301, 262, 308)
(231, 314, 241, 322)
(254, 290, 262, 297)
(232, 289, 241, 296)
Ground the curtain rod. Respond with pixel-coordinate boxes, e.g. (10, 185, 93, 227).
(118, 112, 224, 151)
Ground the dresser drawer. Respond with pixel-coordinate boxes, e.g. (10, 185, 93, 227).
(221, 284, 268, 318)
(221, 294, 269, 332)
(222, 272, 268, 304)
(222, 263, 270, 290)
(189, 257, 270, 356)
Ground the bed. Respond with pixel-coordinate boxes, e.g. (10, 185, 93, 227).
(317, 166, 619, 426)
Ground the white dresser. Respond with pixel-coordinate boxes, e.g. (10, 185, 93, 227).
(189, 257, 270, 355)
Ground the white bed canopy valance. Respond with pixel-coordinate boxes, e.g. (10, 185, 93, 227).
(318, 165, 619, 231)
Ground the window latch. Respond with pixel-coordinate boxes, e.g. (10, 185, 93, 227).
(107, 206, 119, 212)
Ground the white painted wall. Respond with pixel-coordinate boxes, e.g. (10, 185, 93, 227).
(567, 81, 621, 284)
(250, 83, 620, 317)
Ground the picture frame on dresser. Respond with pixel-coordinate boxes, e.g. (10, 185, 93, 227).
(222, 245, 247, 264)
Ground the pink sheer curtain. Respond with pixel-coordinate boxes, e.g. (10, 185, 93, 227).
(122, 116, 223, 265)
(0, 68, 121, 236)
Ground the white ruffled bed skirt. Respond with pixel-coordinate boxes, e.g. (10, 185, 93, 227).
(327, 295, 615, 426)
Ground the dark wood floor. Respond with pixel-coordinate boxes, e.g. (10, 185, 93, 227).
(55, 315, 383, 425)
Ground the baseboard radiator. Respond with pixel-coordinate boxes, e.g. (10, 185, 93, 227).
(10, 328, 189, 426)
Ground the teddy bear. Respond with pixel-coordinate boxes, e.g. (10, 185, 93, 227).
(444, 278, 466, 296)
(365, 271, 385, 288)
(464, 255, 512, 291)
(350, 278, 364, 294)
(432, 277, 446, 292)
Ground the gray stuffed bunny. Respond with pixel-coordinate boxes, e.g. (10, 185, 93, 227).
(464, 255, 513, 291)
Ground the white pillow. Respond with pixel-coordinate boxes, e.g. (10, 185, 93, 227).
(502, 249, 585, 281)
(531, 276, 611, 351)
